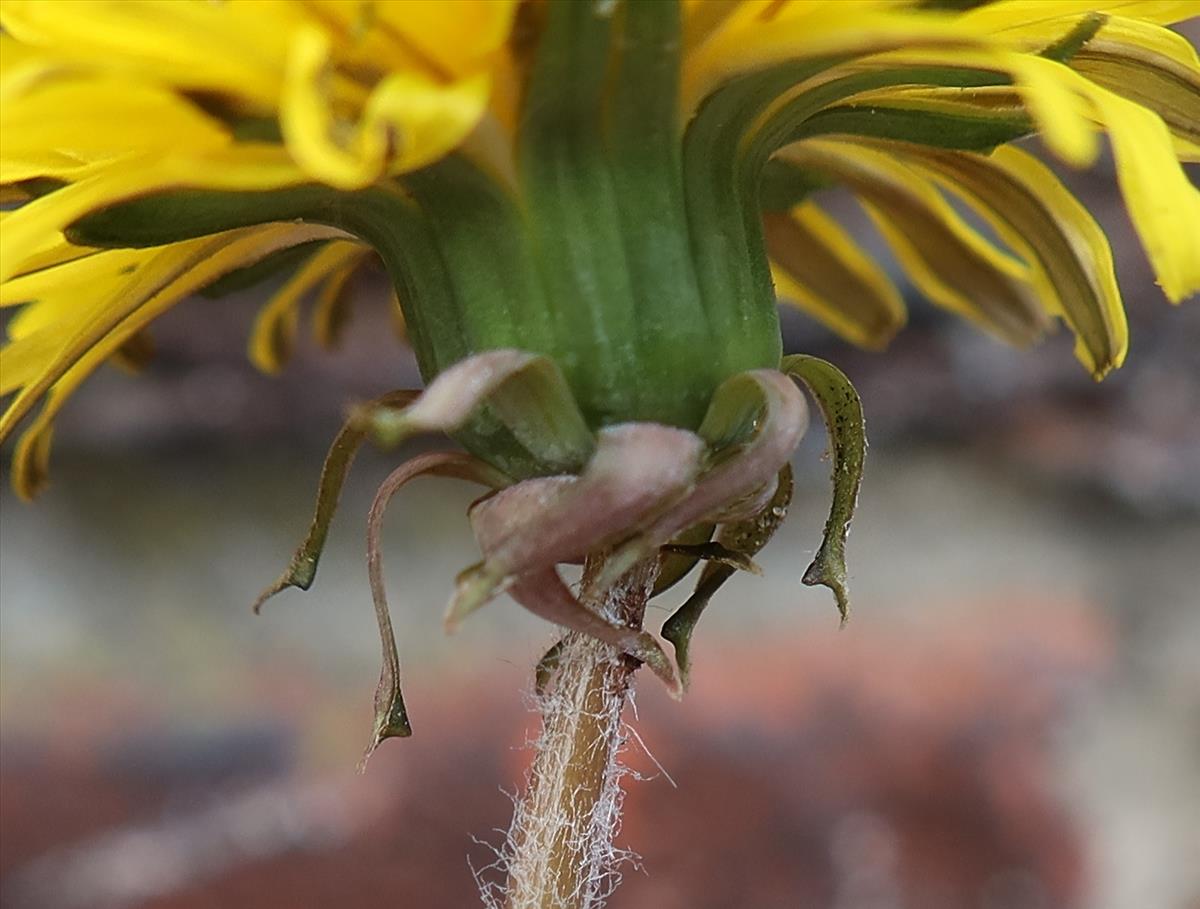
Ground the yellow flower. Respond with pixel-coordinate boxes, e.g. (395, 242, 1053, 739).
(2, 0, 1199, 502)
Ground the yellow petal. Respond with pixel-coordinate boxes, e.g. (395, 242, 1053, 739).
(11, 418, 53, 502)
(778, 140, 1046, 346)
(893, 142, 1128, 377)
(388, 286, 408, 346)
(1069, 16, 1200, 145)
(845, 83, 1030, 120)
(1, 225, 338, 437)
(834, 28, 1199, 300)
(1005, 51, 1099, 165)
(763, 203, 905, 349)
(852, 14, 1200, 151)
(1, 167, 160, 282)
(280, 26, 491, 189)
(0, 147, 308, 281)
(2, 235, 216, 432)
(0, 77, 230, 163)
(1174, 135, 1200, 162)
(683, 8, 991, 113)
(0, 325, 59, 395)
(1, 246, 150, 312)
(1073, 75, 1200, 301)
(290, 0, 434, 76)
(5, 238, 99, 281)
(1, 150, 102, 184)
(682, 0, 744, 53)
(1086, 13, 1200, 69)
(311, 252, 373, 351)
(279, 27, 387, 189)
(4, 252, 163, 391)
(0, 0, 293, 105)
(371, 71, 492, 175)
(1, 223, 345, 497)
(1, 1, 514, 191)
(249, 239, 369, 373)
(366, 0, 518, 78)
(959, 1, 1200, 32)
(845, 46, 1100, 166)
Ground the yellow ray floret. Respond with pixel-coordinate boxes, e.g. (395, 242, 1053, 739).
(777, 140, 1047, 347)
(896, 143, 1129, 377)
(0, 0, 518, 190)
(765, 201, 906, 350)
(249, 240, 373, 374)
(0, 78, 231, 182)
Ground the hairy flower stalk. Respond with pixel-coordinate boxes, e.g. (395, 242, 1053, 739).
(1, 1, 1198, 907)
(500, 556, 659, 909)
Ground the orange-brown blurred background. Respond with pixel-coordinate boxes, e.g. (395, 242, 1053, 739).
(3, 156, 1198, 909)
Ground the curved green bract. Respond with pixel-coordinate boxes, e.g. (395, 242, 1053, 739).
(747, 14, 1103, 180)
(792, 104, 1032, 153)
(517, 0, 638, 425)
(684, 65, 806, 381)
(67, 185, 335, 247)
(362, 350, 596, 477)
(605, 0, 717, 429)
(1040, 14, 1105, 64)
(746, 68, 1006, 188)
(696, 369, 778, 456)
(253, 389, 420, 614)
(780, 354, 866, 623)
(403, 157, 550, 362)
(662, 464, 793, 685)
(755, 90, 1034, 213)
(482, 358, 597, 475)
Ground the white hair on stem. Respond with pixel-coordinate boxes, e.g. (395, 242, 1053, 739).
(477, 556, 660, 909)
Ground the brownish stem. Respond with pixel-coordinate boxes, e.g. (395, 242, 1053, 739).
(501, 555, 658, 909)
